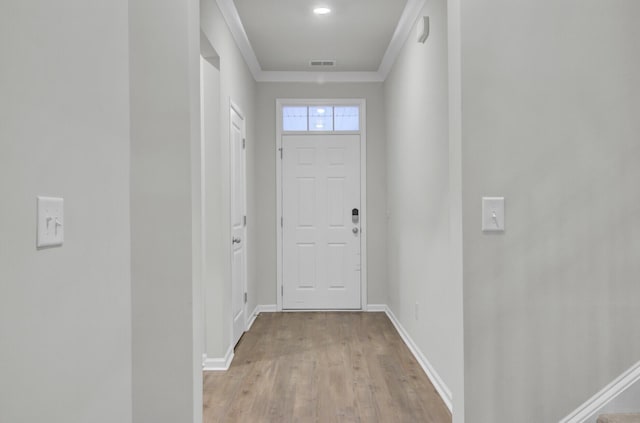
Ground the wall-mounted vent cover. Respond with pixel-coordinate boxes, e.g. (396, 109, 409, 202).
(309, 60, 336, 67)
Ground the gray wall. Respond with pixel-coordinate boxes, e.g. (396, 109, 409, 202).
(0, 1, 132, 422)
(461, 0, 640, 421)
(200, 0, 258, 357)
(448, 0, 465, 420)
(384, 0, 462, 412)
(254, 82, 388, 306)
(129, 0, 202, 421)
(200, 56, 224, 358)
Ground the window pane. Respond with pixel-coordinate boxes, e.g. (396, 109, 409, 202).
(334, 106, 359, 131)
(283, 106, 307, 131)
(309, 106, 333, 131)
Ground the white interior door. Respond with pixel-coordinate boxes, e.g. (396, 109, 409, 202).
(282, 134, 361, 309)
(230, 105, 246, 346)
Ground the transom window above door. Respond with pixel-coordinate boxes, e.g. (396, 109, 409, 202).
(282, 105, 360, 132)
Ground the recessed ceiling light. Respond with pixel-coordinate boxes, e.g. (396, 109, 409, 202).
(317, 108, 325, 114)
(313, 7, 331, 15)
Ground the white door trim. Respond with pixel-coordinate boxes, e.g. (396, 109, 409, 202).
(229, 99, 248, 344)
(275, 98, 367, 312)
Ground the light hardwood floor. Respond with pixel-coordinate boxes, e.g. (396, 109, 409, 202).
(203, 312, 451, 423)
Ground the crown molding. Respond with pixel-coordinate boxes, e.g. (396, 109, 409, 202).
(378, 0, 426, 79)
(215, 0, 425, 83)
(215, 0, 261, 76)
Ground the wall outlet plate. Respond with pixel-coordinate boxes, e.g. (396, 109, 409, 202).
(37, 196, 64, 248)
(482, 197, 505, 232)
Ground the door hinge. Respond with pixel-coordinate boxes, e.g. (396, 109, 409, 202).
(281, 285, 283, 297)
(279, 147, 283, 159)
(281, 216, 283, 227)
(242, 138, 246, 149)
(244, 292, 247, 304)
(243, 215, 247, 226)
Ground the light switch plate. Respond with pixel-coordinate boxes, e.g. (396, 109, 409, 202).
(482, 197, 505, 232)
(37, 196, 64, 248)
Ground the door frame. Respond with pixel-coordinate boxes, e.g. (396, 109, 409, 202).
(275, 98, 367, 312)
(230, 99, 248, 343)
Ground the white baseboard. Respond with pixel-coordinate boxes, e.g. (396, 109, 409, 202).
(204, 305, 277, 372)
(246, 304, 277, 331)
(257, 304, 277, 313)
(202, 345, 234, 371)
(559, 360, 640, 423)
(366, 304, 388, 312)
(384, 305, 453, 412)
(246, 305, 260, 331)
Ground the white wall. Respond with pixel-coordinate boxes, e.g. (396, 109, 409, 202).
(460, 0, 640, 421)
(129, 0, 202, 421)
(254, 82, 388, 307)
(200, 0, 257, 358)
(0, 1, 132, 422)
(384, 0, 461, 413)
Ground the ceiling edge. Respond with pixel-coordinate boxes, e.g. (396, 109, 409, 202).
(215, 0, 424, 83)
(378, 0, 427, 79)
(215, 0, 262, 76)
(257, 71, 384, 83)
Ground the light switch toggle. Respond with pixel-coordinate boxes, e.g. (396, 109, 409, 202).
(54, 217, 63, 233)
(482, 197, 505, 232)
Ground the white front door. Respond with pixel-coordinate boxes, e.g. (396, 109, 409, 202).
(230, 105, 246, 346)
(282, 134, 361, 309)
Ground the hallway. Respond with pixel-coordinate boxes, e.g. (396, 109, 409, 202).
(3, 0, 640, 421)
(203, 313, 451, 422)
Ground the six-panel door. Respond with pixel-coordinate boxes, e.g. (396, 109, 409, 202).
(282, 134, 361, 309)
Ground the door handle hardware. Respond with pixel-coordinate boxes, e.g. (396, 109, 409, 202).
(232, 237, 241, 244)
(352, 227, 359, 234)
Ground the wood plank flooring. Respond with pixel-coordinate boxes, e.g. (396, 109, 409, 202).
(203, 312, 451, 423)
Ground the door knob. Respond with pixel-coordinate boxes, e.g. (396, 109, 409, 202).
(352, 227, 359, 234)
(232, 237, 241, 244)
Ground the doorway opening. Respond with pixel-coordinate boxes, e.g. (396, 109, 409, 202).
(276, 99, 367, 311)
(229, 101, 248, 346)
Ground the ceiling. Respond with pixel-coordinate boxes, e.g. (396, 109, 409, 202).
(233, 0, 407, 72)
(229, 0, 415, 76)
